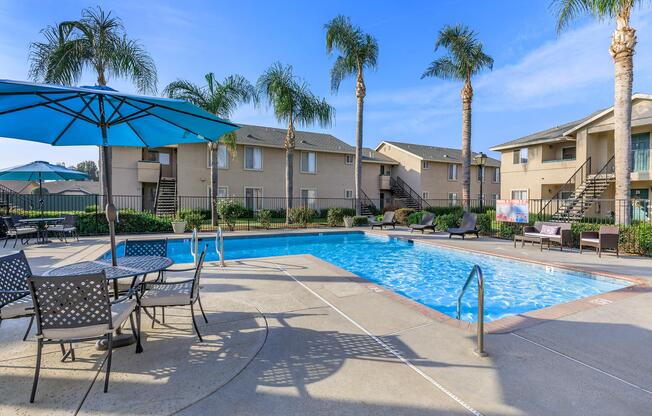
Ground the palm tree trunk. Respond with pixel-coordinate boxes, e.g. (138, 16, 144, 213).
(611, 9, 636, 225)
(285, 120, 296, 224)
(461, 80, 473, 211)
(355, 73, 365, 215)
(210, 142, 219, 226)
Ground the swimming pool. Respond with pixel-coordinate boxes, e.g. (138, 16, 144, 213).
(105, 232, 629, 322)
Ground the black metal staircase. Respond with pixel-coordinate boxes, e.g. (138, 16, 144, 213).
(390, 176, 430, 210)
(154, 177, 177, 216)
(358, 189, 377, 216)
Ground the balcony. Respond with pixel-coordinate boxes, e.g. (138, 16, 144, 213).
(138, 161, 161, 183)
(632, 148, 650, 172)
(378, 175, 391, 190)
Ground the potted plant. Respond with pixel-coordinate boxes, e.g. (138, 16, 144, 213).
(343, 216, 354, 228)
(171, 215, 187, 234)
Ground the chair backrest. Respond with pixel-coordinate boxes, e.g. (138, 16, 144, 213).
(421, 213, 435, 225)
(2, 216, 16, 231)
(534, 221, 571, 233)
(28, 272, 112, 336)
(0, 250, 32, 307)
(190, 247, 207, 300)
(63, 214, 78, 227)
(460, 212, 477, 229)
(124, 239, 168, 257)
(600, 225, 619, 235)
(383, 211, 395, 222)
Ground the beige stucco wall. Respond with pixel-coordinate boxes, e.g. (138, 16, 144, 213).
(418, 163, 500, 201)
(376, 143, 422, 191)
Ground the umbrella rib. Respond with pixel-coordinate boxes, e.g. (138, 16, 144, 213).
(104, 98, 150, 147)
(51, 95, 98, 145)
(109, 102, 209, 141)
(0, 92, 92, 116)
(106, 97, 128, 124)
(110, 104, 156, 126)
(122, 95, 240, 128)
(78, 94, 101, 124)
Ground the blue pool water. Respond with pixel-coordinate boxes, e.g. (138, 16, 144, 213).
(105, 232, 628, 322)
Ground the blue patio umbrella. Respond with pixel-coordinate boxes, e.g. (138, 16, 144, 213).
(0, 160, 89, 215)
(0, 79, 239, 264)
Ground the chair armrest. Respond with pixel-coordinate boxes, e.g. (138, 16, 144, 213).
(522, 226, 537, 233)
(164, 267, 197, 273)
(580, 231, 599, 239)
(111, 285, 141, 304)
(141, 278, 194, 291)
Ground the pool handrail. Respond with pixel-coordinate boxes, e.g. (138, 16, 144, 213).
(190, 228, 199, 266)
(456, 264, 487, 357)
(215, 227, 225, 267)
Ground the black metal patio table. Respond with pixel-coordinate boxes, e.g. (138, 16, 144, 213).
(45, 255, 174, 349)
(19, 217, 63, 244)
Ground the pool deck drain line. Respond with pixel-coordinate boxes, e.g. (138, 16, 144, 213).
(275, 263, 484, 416)
(512, 333, 652, 396)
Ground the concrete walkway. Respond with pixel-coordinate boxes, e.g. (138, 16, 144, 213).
(1, 229, 651, 415)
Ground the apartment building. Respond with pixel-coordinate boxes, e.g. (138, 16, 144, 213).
(375, 141, 501, 205)
(490, 93, 652, 220)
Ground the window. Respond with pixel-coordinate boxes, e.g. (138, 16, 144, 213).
(207, 144, 228, 169)
(244, 146, 263, 170)
(448, 164, 458, 180)
(345, 154, 354, 164)
(380, 165, 391, 176)
(513, 148, 528, 164)
(477, 166, 485, 182)
(301, 189, 316, 209)
(492, 167, 500, 183)
(158, 153, 170, 165)
(207, 185, 228, 198)
(448, 192, 458, 206)
(421, 160, 430, 169)
(344, 189, 354, 199)
(561, 147, 576, 160)
(492, 193, 500, 201)
(301, 151, 317, 173)
(245, 187, 263, 211)
(559, 191, 573, 200)
(477, 194, 485, 202)
(422, 192, 430, 199)
(511, 189, 528, 200)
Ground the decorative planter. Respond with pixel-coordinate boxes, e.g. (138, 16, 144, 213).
(171, 221, 187, 234)
(343, 217, 354, 228)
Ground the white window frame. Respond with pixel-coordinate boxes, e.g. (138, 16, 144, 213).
(477, 166, 485, 182)
(448, 192, 458, 206)
(513, 148, 528, 164)
(422, 191, 430, 199)
(448, 164, 458, 181)
(300, 188, 317, 209)
(244, 146, 263, 171)
(492, 193, 500, 201)
(300, 151, 317, 174)
(421, 160, 430, 169)
(561, 146, 577, 161)
(345, 154, 354, 165)
(492, 167, 500, 183)
(207, 144, 229, 169)
(511, 189, 529, 200)
(244, 186, 263, 211)
(207, 185, 228, 198)
(344, 189, 354, 199)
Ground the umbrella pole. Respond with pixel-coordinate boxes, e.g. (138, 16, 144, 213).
(38, 174, 44, 218)
(99, 95, 118, 267)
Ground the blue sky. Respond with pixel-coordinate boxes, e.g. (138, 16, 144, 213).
(0, 0, 651, 167)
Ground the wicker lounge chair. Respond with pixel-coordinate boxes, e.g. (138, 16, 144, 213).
(448, 212, 479, 239)
(139, 247, 208, 341)
(2, 216, 37, 248)
(27, 271, 141, 402)
(0, 251, 35, 341)
(580, 226, 619, 257)
(409, 213, 435, 234)
(369, 211, 396, 230)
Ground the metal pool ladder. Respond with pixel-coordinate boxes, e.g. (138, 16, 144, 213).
(456, 264, 487, 357)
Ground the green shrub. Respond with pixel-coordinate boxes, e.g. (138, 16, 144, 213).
(476, 213, 492, 235)
(216, 199, 246, 231)
(183, 212, 205, 231)
(435, 213, 460, 231)
(327, 208, 345, 227)
(178, 208, 210, 221)
(76, 210, 173, 235)
(395, 208, 415, 225)
(84, 204, 98, 213)
(632, 223, 652, 255)
(288, 207, 316, 226)
(257, 210, 272, 230)
(407, 211, 428, 225)
(424, 206, 463, 217)
(352, 216, 368, 226)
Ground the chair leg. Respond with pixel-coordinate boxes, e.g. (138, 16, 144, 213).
(198, 296, 208, 323)
(162, 306, 165, 324)
(151, 307, 156, 329)
(134, 306, 143, 354)
(30, 339, 43, 403)
(190, 303, 203, 342)
(23, 315, 34, 341)
(104, 333, 113, 393)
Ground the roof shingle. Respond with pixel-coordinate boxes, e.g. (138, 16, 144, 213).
(381, 141, 500, 167)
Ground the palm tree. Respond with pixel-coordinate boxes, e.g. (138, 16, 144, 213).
(257, 63, 334, 222)
(29, 6, 157, 200)
(553, 0, 646, 225)
(164, 73, 257, 225)
(325, 15, 378, 215)
(422, 24, 493, 210)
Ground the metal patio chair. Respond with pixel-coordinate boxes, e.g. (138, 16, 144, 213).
(2, 216, 37, 248)
(139, 247, 208, 341)
(0, 251, 35, 341)
(48, 214, 79, 243)
(27, 271, 142, 403)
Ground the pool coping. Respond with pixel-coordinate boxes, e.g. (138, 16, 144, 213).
(106, 229, 651, 334)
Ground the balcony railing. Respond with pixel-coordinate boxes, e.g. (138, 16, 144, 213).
(378, 175, 391, 190)
(137, 161, 161, 183)
(631, 149, 650, 172)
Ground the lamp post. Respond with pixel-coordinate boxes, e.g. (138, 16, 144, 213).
(475, 152, 488, 211)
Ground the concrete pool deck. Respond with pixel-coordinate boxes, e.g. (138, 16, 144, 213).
(1, 228, 651, 415)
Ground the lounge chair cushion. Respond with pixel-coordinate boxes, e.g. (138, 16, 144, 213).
(0, 296, 33, 319)
(8, 227, 37, 236)
(140, 282, 193, 307)
(40, 299, 136, 340)
(540, 225, 560, 236)
(524, 232, 561, 241)
(581, 238, 600, 244)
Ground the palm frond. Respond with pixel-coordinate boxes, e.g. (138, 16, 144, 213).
(109, 36, 158, 93)
(163, 79, 209, 108)
(421, 56, 460, 80)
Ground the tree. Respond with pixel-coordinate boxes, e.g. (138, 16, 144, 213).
(164, 73, 257, 225)
(76, 160, 99, 181)
(421, 24, 493, 210)
(325, 15, 378, 214)
(256, 63, 334, 222)
(29, 6, 158, 202)
(553, 0, 646, 225)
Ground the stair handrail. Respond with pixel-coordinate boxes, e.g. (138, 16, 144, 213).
(358, 189, 377, 214)
(456, 264, 487, 357)
(587, 155, 615, 199)
(391, 176, 431, 210)
(538, 156, 591, 219)
(153, 163, 163, 215)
